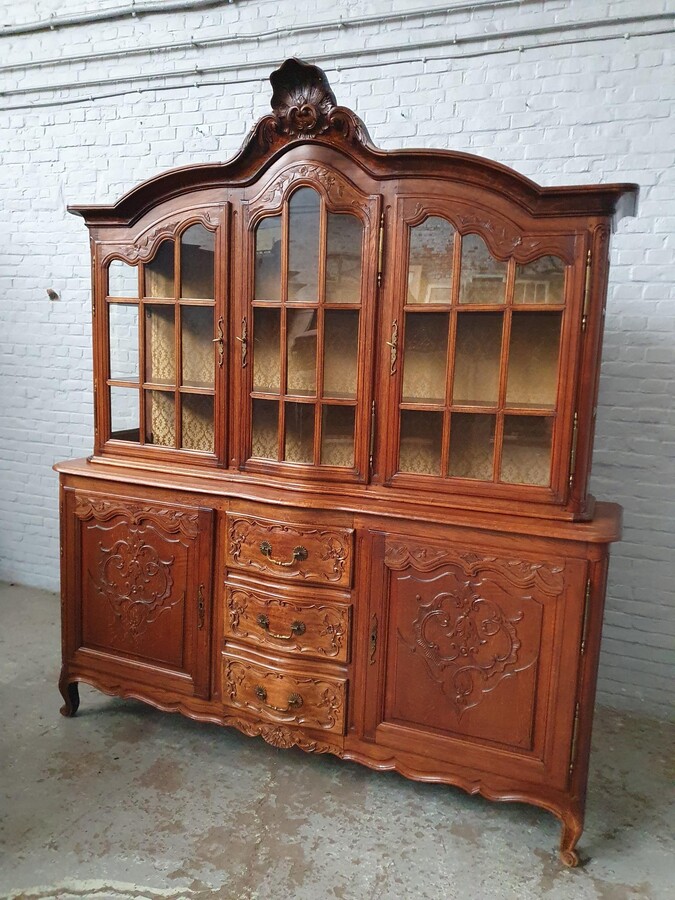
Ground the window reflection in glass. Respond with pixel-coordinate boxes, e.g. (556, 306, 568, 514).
(326, 214, 363, 304)
(255, 216, 282, 301)
(459, 234, 507, 305)
(286, 309, 317, 396)
(407, 217, 454, 305)
(284, 401, 314, 463)
(108, 260, 138, 298)
(514, 256, 565, 305)
(402, 313, 449, 404)
(288, 188, 320, 302)
(181, 224, 215, 299)
(144, 241, 175, 298)
(109, 304, 139, 381)
(452, 313, 503, 407)
(110, 386, 139, 441)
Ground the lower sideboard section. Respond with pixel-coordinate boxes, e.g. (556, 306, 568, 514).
(58, 476, 614, 868)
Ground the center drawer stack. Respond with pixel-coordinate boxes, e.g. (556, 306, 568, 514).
(222, 506, 354, 745)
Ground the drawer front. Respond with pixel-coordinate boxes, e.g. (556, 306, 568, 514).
(226, 513, 353, 589)
(226, 584, 351, 663)
(222, 654, 346, 735)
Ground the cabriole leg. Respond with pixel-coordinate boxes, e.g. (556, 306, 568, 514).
(59, 672, 80, 718)
(559, 807, 584, 867)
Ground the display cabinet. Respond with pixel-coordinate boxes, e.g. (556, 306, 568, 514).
(56, 58, 637, 866)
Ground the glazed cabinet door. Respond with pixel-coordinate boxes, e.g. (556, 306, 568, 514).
(236, 159, 381, 481)
(363, 531, 587, 790)
(62, 489, 214, 699)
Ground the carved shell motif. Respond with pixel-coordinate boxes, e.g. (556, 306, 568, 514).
(270, 57, 337, 136)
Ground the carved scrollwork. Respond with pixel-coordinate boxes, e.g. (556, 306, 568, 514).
(222, 716, 340, 754)
(97, 533, 182, 638)
(103, 209, 220, 265)
(384, 542, 564, 596)
(75, 496, 200, 539)
(399, 586, 526, 715)
(455, 212, 544, 258)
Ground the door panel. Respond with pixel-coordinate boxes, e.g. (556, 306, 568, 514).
(365, 531, 586, 788)
(66, 490, 214, 698)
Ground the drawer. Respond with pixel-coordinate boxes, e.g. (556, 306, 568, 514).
(222, 653, 346, 735)
(226, 512, 353, 589)
(226, 583, 351, 663)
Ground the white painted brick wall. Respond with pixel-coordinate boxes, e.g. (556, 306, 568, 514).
(1, 0, 673, 718)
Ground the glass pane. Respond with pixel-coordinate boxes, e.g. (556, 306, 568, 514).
(145, 390, 175, 447)
(253, 308, 281, 393)
(284, 402, 314, 464)
(506, 312, 562, 409)
(288, 188, 320, 302)
(326, 214, 363, 304)
(399, 410, 443, 475)
(321, 405, 355, 467)
(144, 241, 174, 298)
(407, 217, 454, 305)
(324, 310, 359, 400)
(452, 313, 503, 407)
(448, 413, 495, 480)
(181, 306, 214, 389)
(109, 304, 139, 381)
(515, 256, 565, 305)
(252, 399, 278, 460)
(255, 215, 282, 302)
(145, 305, 175, 385)
(459, 234, 507, 305)
(287, 308, 317, 396)
(110, 386, 139, 441)
(402, 313, 449, 404)
(501, 416, 553, 486)
(108, 260, 138, 298)
(181, 224, 215, 299)
(181, 394, 214, 453)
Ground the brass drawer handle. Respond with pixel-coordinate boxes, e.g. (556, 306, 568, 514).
(254, 685, 303, 713)
(256, 613, 306, 640)
(259, 540, 308, 567)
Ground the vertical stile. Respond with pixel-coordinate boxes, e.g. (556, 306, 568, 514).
(493, 256, 517, 481)
(314, 195, 328, 466)
(278, 204, 289, 462)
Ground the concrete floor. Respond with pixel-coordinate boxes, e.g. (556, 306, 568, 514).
(0, 582, 672, 900)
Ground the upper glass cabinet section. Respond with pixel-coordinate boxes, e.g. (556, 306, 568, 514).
(396, 216, 567, 490)
(104, 221, 217, 455)
(250, 185, 365, 472)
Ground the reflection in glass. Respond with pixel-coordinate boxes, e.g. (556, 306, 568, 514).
(286, 308, 317, 396)
(321, 405, 355, 467)
(402, 313, 449, 404)
(109, 304, 139, 381)
(288, 188, 320, 302)
(181, 224, 215, 299)
(459, 234, 507, 305)
(284, 402, 314, 463)
(108, 260, 138, 298)
(501, 416, 553, 485)
(326, 214, 363, 304)
(181, 306, 213, 388)
(110, 386, 139, 441)
(145, 306, 175, 385)
(252, 399, 278, 460)
(407, 217, 454, 304)
(181, 394, 214, 452)
(145, 390, 175, 446)
(506, 312, 562, 408)
(144, 241, 175, 298)
(448, 413, 495, 480)
(255, 216, 282, 301)
(514, 256, 565, 305)
(253, 308, 281, 393)
(324, 310, 359, 399)
(399, 410, 443, 475)
(452, 313, 503, 407)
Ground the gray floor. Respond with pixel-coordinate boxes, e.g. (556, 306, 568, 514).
(0, 582, 672, 900)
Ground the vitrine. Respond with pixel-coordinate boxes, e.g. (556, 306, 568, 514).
(56, 58, 637, 866)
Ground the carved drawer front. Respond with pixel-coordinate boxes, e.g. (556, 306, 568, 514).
(226, 513, 353, 589)
(222, 654, 347, 735)
(225, 584, 351, 663)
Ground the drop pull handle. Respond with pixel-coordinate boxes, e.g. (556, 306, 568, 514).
(254, 685, 303, 713)
(256, 613, 306, 640)
(259, 540, 308, 567)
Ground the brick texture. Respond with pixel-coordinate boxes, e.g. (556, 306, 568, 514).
(0, 0, 673, 718)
